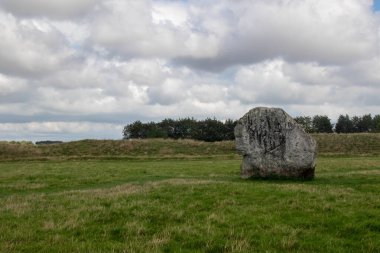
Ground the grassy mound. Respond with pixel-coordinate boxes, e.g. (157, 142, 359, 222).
(0, 139, 236, 161)
(313, 133, 380, 156)
(1, 133, 380, 161)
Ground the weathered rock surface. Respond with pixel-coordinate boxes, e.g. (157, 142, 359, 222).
(234, 107, 317, 179)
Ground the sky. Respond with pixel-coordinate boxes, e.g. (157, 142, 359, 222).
(0, 0, 380, 141)
(374, 0, 380, 11)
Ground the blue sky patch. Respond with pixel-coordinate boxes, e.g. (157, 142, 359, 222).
(373, 0, 380, 11)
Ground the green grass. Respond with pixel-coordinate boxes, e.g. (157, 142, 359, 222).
(1, 156, 380, 252)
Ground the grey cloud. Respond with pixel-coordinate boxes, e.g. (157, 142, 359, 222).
(337, 57, 380, 87)
(173, 56, 240, 72)
(338, 86, 380, 106)
(0, 112, 149, 124)
(80, 0, 379, 71)
(176, 0, 378, 71)
(0, 91, 33, 104)
(0, 0, 99, 19)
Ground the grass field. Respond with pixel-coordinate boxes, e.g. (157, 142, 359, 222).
(1, 135, 380, 252)
(1, 155, 380, 252)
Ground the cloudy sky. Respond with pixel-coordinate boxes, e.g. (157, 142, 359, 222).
(0, 0, 380, 141)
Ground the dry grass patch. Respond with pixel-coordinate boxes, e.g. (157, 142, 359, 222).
(0, 182, 47, 190)
(272, 183, 355, 196)
(348, 169, 380, 175)
(56, 178, 218, 201)
(0, 194, 44, 215)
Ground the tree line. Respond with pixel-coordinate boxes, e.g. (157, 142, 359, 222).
(123, 114, 380, 141)
(123, 118, 236, 142)
(294, 114, 380, 133)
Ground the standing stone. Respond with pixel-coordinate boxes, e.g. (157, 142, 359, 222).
(234, 107, 317, 179)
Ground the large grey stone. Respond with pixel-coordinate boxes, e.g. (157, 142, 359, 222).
(234, 107, 317, 179)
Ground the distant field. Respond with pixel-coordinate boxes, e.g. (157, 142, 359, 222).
(1, 134, 380, 252)
(1, 133, 380, 161)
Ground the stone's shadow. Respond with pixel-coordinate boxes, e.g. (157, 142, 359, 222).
(243, 176, 315, 182)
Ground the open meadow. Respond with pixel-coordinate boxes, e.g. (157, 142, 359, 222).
(1, 134, 380, 252)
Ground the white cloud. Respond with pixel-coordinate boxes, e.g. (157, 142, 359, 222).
(0, 0, 379, 140)
(230, 59, 331, 105)
(88, 0, 220, 59)
(282, 62, 343, 86)
(0, 12, 74, 78)
(148, 78, 188, 105)
(152, 1, 189, 26)
(116, 58, 170, 87)
(230, 58, 380, 112)
(189, 84, 227, 103)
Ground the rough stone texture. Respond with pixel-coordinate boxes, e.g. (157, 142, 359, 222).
(234, 107, 317, 179)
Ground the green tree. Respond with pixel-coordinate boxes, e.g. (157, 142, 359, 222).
(145, 122, 166, 138)
(312, 115, 333, 133)
(223, 119, 237, 140)
(352, 115, 372, 132)
(177, 118, 198, 139)
(351, 116, 360, 133)
(123, 121, 145, 139)
(294, 116, 313, 133)
(195, 118, 226, 142)
(335, 114, 354, 133)
(159, 118, 176, 138)
(358, 114, 372, 132)
(373, 115, 380, 132)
